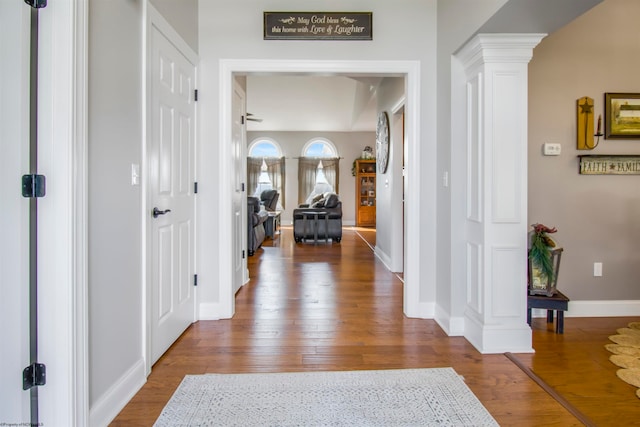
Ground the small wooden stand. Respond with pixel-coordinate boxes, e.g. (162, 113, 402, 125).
(527, 290, 570, 334)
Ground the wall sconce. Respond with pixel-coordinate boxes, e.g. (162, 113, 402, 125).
(577, 96, 603, 150)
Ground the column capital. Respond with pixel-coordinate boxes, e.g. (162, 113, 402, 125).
(457, 33, 547, 71)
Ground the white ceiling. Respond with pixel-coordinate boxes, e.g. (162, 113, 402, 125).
(245, 75, 382, 132)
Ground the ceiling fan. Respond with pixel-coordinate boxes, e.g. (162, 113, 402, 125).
(246, 112, 263, 123)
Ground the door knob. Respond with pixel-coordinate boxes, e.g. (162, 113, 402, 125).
(152, 207, 172, 218)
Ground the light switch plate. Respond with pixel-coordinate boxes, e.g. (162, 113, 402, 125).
(131, 163, 140, 186)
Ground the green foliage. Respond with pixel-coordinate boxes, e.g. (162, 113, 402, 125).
(529, 232, 554, 282)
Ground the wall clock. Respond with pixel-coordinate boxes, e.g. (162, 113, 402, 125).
(376, 111, 390, 174)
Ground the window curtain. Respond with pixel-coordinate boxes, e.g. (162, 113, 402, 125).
(247, 157, 286, 208)
(297, 157, 340, 205)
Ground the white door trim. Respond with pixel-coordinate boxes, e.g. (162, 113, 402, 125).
(217, 59, 423, 318)
(35, 0, 89, 425)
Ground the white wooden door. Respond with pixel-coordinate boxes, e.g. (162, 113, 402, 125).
(149, 24, 196, 363)
(232, 81, 247, 292)
(0, 1, 30, 421)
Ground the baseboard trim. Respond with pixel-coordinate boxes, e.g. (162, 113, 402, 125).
(374, 247, 392, 271)
(199, 302, 233, 320)
(89, 358, 146, 427)
(531, 299, 640, 318)
(434, 305, 465, 336)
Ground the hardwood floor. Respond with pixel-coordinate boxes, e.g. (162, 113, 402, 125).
(112, 227, 640, 426)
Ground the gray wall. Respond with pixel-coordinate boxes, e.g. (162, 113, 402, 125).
(79, 0, 632, 421)
(87, 0, 200, 417)
(436, 0, 511, 318)
(150, 0, 199, 53)
(198, 0, 440, 308)
(528, 0, 640, 300)
(88, 0, 143, 406)
(435, 0, 605, 323)
(375, 78, 406, 272)
(247, 131, 374, 225)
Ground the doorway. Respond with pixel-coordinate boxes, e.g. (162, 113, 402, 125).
(216, 60, 424, 319)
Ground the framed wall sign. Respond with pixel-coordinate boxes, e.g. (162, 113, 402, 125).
(578, 155, 640, 175)
(264, 12, 372, 40)
(605, 93, 640, 139)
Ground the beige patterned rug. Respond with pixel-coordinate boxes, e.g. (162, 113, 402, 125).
(154, 368, 499, 426)
(606, 322, 640, 399)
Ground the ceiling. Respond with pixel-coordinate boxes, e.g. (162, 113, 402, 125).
(245, 75, 383, 132)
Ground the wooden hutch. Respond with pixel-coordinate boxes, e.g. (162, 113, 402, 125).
(355, 159, 376, 227)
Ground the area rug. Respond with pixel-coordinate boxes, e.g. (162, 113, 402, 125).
(606, 322, 640, 399)
(154, 368, 499, 426)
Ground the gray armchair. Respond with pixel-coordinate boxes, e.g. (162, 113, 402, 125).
(248, 196, 268, 255)
(293, 192, 342, 243)
(260, 190, 279, 212)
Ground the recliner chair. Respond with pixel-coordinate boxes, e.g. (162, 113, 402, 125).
(293, 192, 342, 243)
(248, 196, 268, 255)
(260, 190, 279, 212)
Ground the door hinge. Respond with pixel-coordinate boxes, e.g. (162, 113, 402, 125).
(23, 363, 46, 390)
(194, 274, 198, 286)
(194, 182, 198, 194)
(241, 183, 245, 192)
(242, 250, 245, 259)
(25, 0, 47, 8)
(22, 174, 46, 198)
(241, 115, 245, 125)
(194, 89, 198, 101)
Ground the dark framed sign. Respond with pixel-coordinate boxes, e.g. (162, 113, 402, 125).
(605, 93, 640, 139)
(264, 12, 372, 40)
(578, 155, 640, 175)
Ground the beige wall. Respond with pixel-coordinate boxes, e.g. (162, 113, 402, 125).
(528, 0, 640, 300)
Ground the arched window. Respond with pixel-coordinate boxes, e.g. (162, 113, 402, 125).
(302, 138, 338, 158)
(247, 138, 286, 209)
(298, 138, 340, 205)
(248, 138, 283, 158)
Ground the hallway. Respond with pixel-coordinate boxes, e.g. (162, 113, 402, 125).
(112, 227, 637, 426)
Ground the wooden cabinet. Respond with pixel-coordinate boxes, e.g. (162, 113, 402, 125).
(355, 159, 376, 227)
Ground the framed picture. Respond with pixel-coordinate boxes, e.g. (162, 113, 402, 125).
(605, 93, 640, 138)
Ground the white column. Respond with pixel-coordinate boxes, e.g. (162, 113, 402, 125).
(456, 34, 545, 353)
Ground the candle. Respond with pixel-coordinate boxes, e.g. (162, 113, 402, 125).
(597, 114, 602, 135)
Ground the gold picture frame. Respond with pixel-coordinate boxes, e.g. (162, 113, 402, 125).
(605, 93, 640, 139)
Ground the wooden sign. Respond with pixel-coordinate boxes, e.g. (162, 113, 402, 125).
(264, 12, 372, 40)
(578, 155, 640, 175)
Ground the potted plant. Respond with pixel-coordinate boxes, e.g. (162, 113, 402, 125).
(528, 223, 563, 296)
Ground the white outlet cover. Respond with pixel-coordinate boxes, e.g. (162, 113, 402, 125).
(594, 262, 602, 277)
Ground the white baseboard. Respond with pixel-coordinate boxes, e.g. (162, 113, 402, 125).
(89, 358, 146, 427)
(374, 247, 392, 271)
(434, 305, 465, 336)
(408, 301, 435, 318)
(199, 302, 233, 320)
(531, 300, 640, 318)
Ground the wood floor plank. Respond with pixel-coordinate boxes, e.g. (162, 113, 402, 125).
(111, 227, 637, 426)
